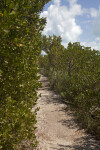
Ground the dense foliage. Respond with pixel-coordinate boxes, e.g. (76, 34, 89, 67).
(0, 0, 50, 149)
(39, 35, 100, 138)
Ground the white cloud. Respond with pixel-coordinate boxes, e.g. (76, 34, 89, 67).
(84, 8, 99, 18)
(81, 38, 100, 50)
(93, 12, 100, 37)
(54, 0, 60, 5)
(40, 0, 83, 44)
(90, 8, 98, 18)
(68, 0, 77, 5)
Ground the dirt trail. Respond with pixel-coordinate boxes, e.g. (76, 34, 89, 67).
(35, 75, 100, 150)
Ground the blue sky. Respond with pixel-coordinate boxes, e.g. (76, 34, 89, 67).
(41, 0, 100, 50)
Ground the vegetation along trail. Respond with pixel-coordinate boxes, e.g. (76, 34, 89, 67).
(35, 75, 100, 150)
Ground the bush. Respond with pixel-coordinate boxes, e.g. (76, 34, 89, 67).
(39, 37, 100, 138)
(0, 0, 50, 149)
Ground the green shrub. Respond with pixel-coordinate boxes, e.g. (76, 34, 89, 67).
(39, 37, 100, 138)
(0, 0, 50, 149)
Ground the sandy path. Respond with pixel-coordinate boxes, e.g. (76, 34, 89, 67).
(35, 75, 100, 150)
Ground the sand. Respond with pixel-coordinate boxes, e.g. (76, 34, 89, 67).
(35, 75, 100, 150)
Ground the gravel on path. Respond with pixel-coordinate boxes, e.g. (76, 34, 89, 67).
(35, 75, 100, 150)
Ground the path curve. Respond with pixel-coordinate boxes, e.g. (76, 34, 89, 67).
(36, 75, 100, 150)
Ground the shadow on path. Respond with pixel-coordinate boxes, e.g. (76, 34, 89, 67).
(57, 136, 100, 150)
(38, 75, 100, 150)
